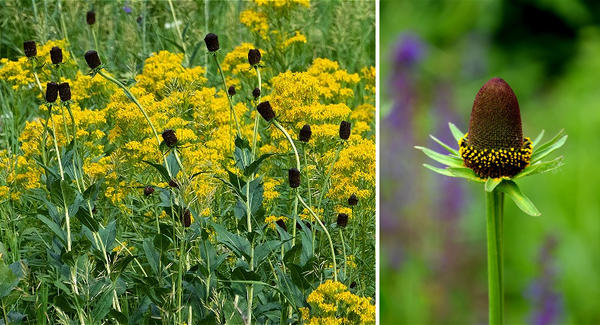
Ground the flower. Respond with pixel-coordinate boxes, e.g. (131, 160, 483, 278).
(84, 50, 101, 69)
(339, 121, 351, 140)
(282, 31, 307, 48)
(299, 124, 312, 142)
(45, 82, 58, 103)
(204, 33, 219, 52)
(50, 46, 63, 64)
(252, 87, 261, 99)
(228, 86, 236, 96)
(58, 82, 71, 101)
(247, 49, 261, 66)
(304, 280, 375, 324)
(86, 11, 96, 25)
(23, 41, 36, 57)
(143, 186, 154, 196)
(162, 129, 178, 147)
(336, 213, 348, 228)
(288, 168, 300, 188)
(181, 209, 192, 227)
(257, 101, 275, 121)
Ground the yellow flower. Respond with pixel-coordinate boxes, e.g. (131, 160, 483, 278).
(282, 31, 307, 48)
(240, 10, 269, 39)
(305, 280, 374, 324)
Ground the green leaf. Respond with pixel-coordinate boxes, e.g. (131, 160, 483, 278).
(143, 238, 160, 275)
(75, 206, 100, 232)
(211, 222, 250, 259)
(485, 178, 503, 192)
(415, 146, 464, 168)
(244, 153, 276, 177)
(531, 135, 567, 163)
(254, 240, 281, 268)
(142, 160, 171, 182)
(37, 214, 66, 243)
(497, 180, 541, 216)
(532, 129, 564, 154)
(92, 288, 114, 323)
(429, 135, 459, 156)
(516, 156, 564, 179)
(166, 151, 180, 178)
(0, 261, 24, 298)
(423, 163, 455, 178)
(532, 129, 545, 147)
(448, 122, 465, 142)
(446, 167, 483, 182)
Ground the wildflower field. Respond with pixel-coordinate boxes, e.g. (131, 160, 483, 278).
(0, 1, 375, 324)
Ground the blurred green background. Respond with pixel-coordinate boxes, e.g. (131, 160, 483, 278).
(380, 0, 600, 324)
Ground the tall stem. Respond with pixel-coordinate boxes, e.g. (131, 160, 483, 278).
(167, 0, 187, 65)
(212, 54, 242, 137)
(486, 189, 504, 325)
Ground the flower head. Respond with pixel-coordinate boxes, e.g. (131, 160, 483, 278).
(23, 41, 36, 57)
(248, 48, 261, 66)
(299, 124, 312, 142)
(288, 168, 300, 188)
(228, 85, 236, 96)
(276, 219, 287, 231)
(86, 11, 96, 25)
(50, 46, 63, 64)
(162, 129, 178, 147)
(181, 209, 192, 227)
(252, 87, 261, 99)
(58, 82, 71, 101)
(84, 50, 101, 69)
(348, 193, 358, 206)
(339, 121, 351, 140)
(143, 186, 154, 196)
(257, 101, 275, 121)
(204, 33, 219, 52)
(45, 82, 58, 103)
(337, 213, 348, 228)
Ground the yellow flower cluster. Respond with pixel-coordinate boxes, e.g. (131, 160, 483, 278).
(282, 31, 307, 48)
(135, 51, 207, 96)
(264, 215, 288, 231)
(304, 280, 375, 324)
(240, 10, 269, 40)
(327, 138, 376, 201)
(255, 0, 310, 8)
(221, 43, 265, 86)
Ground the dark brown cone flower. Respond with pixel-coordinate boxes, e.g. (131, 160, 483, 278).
(257, 101, 275, 121)
(45, 82, 59, 103)
(86, 11, 96, 25)
(228, 85, 236, 96)
(252, 87, 261, 99)
(459, 77, 532, 178)
(350, 281, 357, 289)
(144, 186, 155, 196)
(339, 121, 351, 140)
(24, 41, 37, 57)
(84, 50, 101, 69)
(58, 82, 71, 101)
(50, 46, 63, 64)
(275, 219, 287, 231)
(248, 49, 261, 66)
(299, 124, 312, 142)
(288, 168, 300, 188)
(162, 129, 178, 147)
(348, 194, 358, 206)
(204, 33, 219, 52)
(181, 209, 192, 227)
(337, 213, 349, 228)
(169, 179, 180, 189)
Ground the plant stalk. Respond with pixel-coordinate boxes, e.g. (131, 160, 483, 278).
(486, 189, 504, 325)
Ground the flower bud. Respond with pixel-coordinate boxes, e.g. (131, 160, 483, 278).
(348, 194, 358, 206)
(204, 33, 219, 52)
(50, 46, 63, 64)
(86, 11, 96, 25)
(162, 129, 178, 147)
(275, 219, 287, 231)
(181, 209, 192, 227)
(337, 213, 348, 228)
(252, 87, 261, 99)
(228, 85, 236, 96)
(299, 124, 312, 142)
(350, 281, 357, 289)
(45, 82, 59, 103)
(84, 50, 101, 69)
(58, 82, 71, 101)
(257, 101, 275, 121)
(23, 40, 37, 57)
(144, 186, 155, 196)
(339, 121, 351, 140)
(288, 168, 300, 188)
(169, 179, 179, 189)
(247, 49, 261, 66)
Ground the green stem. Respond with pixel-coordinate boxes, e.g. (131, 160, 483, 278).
(486, 189, 504, 325)
(297, 194, 337, 282)
(212, 54, 242, 137)
(340, 229, 347, 277)
(167, 0, 187, 64)
(317, 145, 342, 211)
(251, 66, 261, 160)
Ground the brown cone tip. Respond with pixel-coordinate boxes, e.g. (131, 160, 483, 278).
(468, 78, 523, 150)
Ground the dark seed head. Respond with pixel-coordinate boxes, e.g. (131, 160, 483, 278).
(228, 85, 236, 96)
(86, 11, 96, 25)
(50, 46, 63, 64)
(162, 129, 178, 147)
(347, 194, 358, 206)
(275, 219, 287, 232)
(339, 121, 351, 140)
(204, 33, 219, 52)
(257, 101, 275, 121)
(350, 281, 357, 289)
(252, 87, 261, 99)
(248, 49, 261, 66)
(144, 186, 155, 196)
(468, 78, 523, 150)
(45, 82, 59, 103)
(58, 82, 71, 101)
(181, 209, 192, 227)
(169, 179, 179, 189)
(23, 40, 37, 57)
(84, 50, 101, 69)
(288, 168, 300, 188)
(337, 213, 349, 228)
(299, 124, 312, 142)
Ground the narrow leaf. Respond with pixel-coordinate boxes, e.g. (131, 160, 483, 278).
(448, 122, 465, 142)
(497, 180, 541, 216)
(415, 146, 464, 167)
(531, 135, 567, 163)
(485, 178, 503, 192)
(532, 129, 545, 147)
(429, 135, 459, 156)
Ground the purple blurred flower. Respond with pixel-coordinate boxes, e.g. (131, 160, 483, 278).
(393, 33, 426, 67)
(123, 6, 132, 14)
(525, 236, 563, 325)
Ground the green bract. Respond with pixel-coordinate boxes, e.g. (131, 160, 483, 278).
(416, 122, 567, 216)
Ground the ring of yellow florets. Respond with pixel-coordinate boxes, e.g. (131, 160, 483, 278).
(459, 133, 532, 179)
